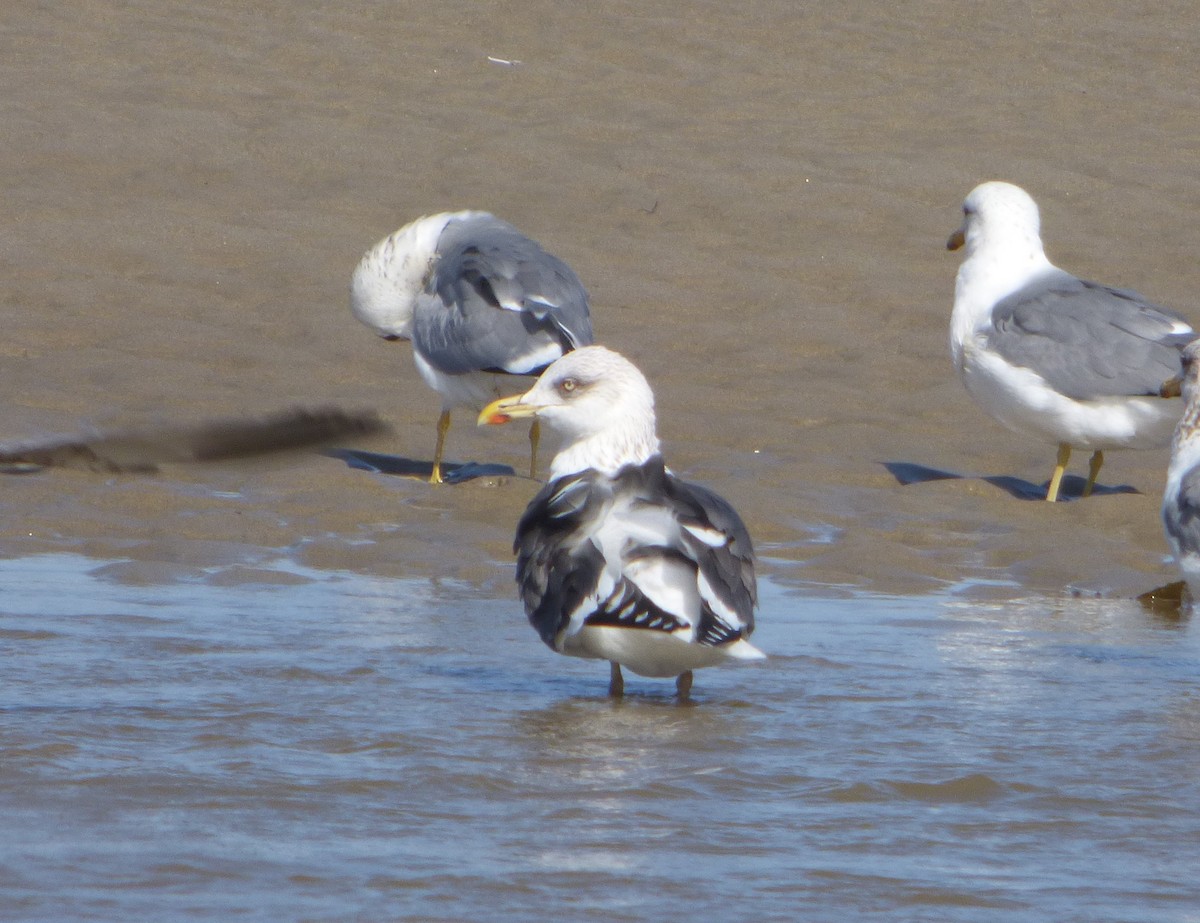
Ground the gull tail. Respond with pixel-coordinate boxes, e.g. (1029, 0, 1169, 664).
(722, 639, 767, 662)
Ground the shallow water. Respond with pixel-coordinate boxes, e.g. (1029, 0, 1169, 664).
(3, 554, 1199, 921)
(4, 0, 1200, 920)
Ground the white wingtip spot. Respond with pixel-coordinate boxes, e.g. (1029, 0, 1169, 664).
(683, 523, 729, 548)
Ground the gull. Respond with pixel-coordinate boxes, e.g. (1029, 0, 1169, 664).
(351, 211, 592, 483)
(478, 346, 763, 698)
(947, 181, 1194, 501)
(1162, 340, 1200, 595)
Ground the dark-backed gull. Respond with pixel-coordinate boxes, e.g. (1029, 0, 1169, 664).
(351, 211, 592, 483)
(478, 346, 763, 697)
(947, 181, 1193, 502)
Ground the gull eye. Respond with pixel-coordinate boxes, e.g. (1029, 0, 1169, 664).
(559, 377, 578, 395)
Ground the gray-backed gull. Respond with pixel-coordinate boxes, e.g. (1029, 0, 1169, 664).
(947, 181, 1193, 501)
(351, 211, 592, 483)
(478, 346, 763, 697)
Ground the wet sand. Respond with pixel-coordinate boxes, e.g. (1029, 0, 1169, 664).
(3, 1, 1199, 594)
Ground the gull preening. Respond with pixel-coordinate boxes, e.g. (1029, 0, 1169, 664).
(478, 346, 763, 697)
(1162, 341, 1200, 596)
(947, 181, 1194, 501)
(351, 211, 593, 483)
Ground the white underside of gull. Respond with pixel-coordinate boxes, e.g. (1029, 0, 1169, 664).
(412, 351, 519, 412)
(565, 625, 763, 677)
(958, 336, 1179, 450)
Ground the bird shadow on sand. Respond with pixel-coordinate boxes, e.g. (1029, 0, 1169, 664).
(324, 448, 517, 485)
(882, 461, 1139, 501)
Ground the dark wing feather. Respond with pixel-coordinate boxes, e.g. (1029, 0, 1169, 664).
(583, 568, 692, 634)
(413, 215, 593, 376)
(987, 270, 1192, 400)
(515, 472, 610, 650)
(659, 468, 758, 642)
(601, 459, 757, 645)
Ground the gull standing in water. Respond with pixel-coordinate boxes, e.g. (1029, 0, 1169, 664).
(351, 211, 592, 483)
(947, 181, 1193, 501)
(1162, 340, 1200, 596)
(478, 346, 763, 698)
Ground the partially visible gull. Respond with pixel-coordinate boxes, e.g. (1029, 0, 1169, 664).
(947, 181, 1194, 502)
(1162, 340, 1200, 595)
(477, 346, 763, 698)
(351, 211, 593, 483)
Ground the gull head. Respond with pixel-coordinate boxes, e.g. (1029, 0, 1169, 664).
(1167, 340, 1200, 451)
(1167, 340, 1200, 404)
(350, 211, 483, 341)
(478, 346, 661, 478)
(947, 181, 1045, 261)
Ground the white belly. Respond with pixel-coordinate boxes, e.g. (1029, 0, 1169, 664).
(413, 351, 522, 411)
(959, 339, 1180, 450)
(562, 625, 763, 677)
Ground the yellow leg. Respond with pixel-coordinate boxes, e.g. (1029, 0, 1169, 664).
(675, 670, 693, 699)
(608, 661, 624, 698)
(1082, 450, 1104, 498)
(1046, 442, 1071, 502)
(528, 420, 541, 480)
(430, 410, 451, 485)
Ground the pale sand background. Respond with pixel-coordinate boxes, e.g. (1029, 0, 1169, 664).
(3, 0, 1199, 596)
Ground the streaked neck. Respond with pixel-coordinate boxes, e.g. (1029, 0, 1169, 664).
(548, 419, 661, 480)
(1171, 390, 1200, 457)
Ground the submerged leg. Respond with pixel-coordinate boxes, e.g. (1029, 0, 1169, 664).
(1045, 442, 1071, 502)
(430, 410, 451, 485)
(675, 671, 693, 699)
(528, 420, 541, 480)
(608, 661, 624, 698)
(1082, 450, 1104, 498)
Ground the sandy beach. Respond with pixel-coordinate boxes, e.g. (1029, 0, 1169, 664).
(4, 2, 1198, 598)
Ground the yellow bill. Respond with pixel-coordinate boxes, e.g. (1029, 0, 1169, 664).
(478, 393, 539, 426)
